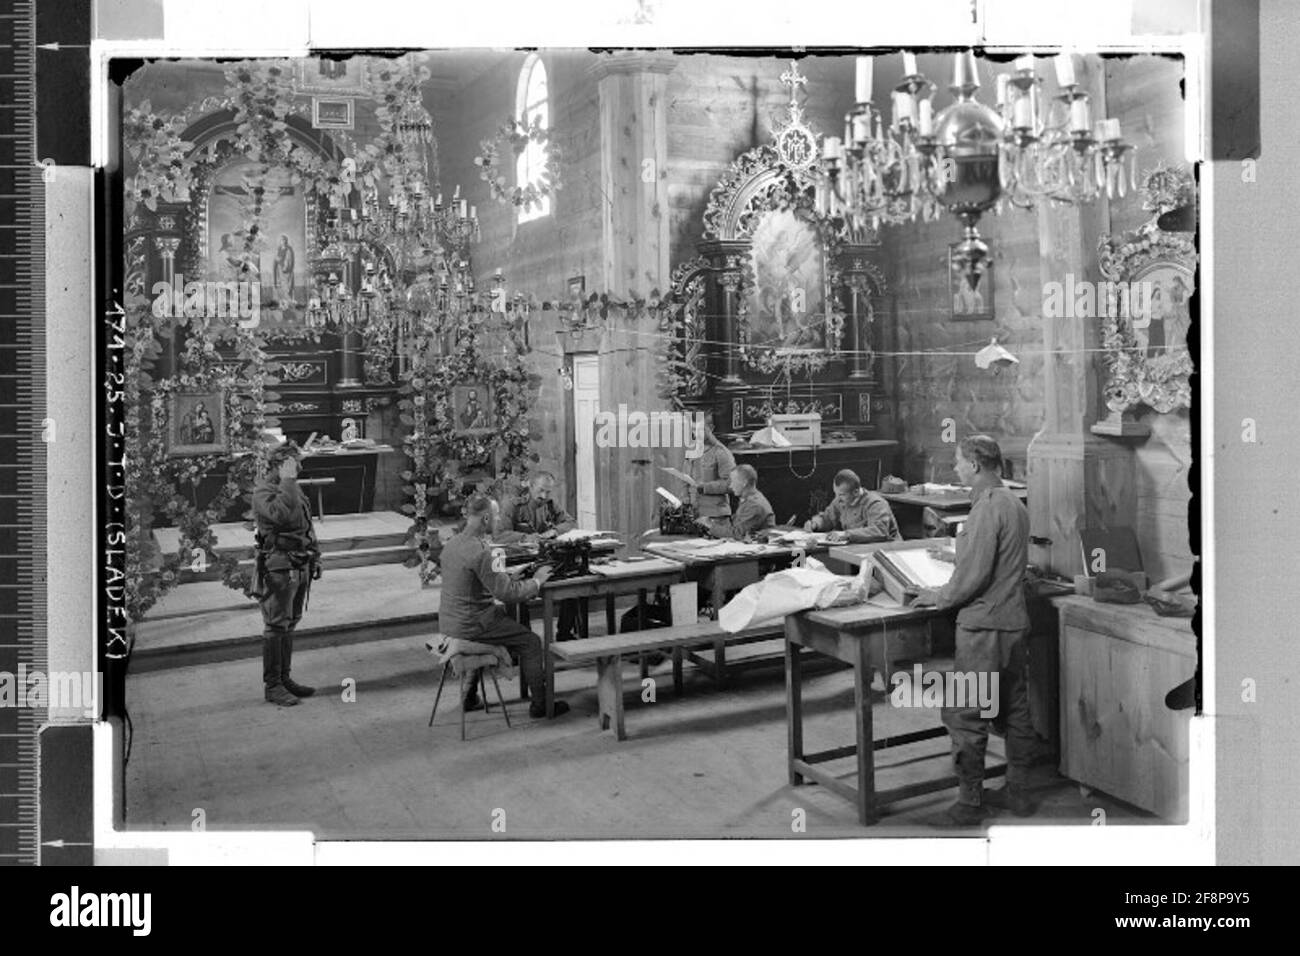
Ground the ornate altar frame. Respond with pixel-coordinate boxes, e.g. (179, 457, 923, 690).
(665, 61, 887, 441)
(1095, 165, 1196, 421)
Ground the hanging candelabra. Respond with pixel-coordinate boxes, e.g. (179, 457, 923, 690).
(819, 50, 1137, 290)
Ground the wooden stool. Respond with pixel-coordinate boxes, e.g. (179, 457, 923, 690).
(428, 658, 511, 740)
(298, 476, 335, 521)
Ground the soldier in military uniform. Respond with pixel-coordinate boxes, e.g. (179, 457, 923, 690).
(440, 494, 569, 718)
(804, 469, 902, 542)
(495, 472, 582, 641)
(251, 442, 322, 707)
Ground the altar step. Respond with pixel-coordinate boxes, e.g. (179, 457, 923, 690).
(152, 511, 435, 583)
(131, 562, 442, 673)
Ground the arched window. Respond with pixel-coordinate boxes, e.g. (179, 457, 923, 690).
(515, 54, 550, 223)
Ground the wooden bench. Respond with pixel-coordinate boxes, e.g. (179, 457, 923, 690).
(550, 621, 785, 740)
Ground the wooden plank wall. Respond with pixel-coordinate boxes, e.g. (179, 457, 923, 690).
(1105, 55, 1194, 584)
(880, 54, 1047, 485)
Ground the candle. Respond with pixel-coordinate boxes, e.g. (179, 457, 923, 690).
(495, 267, 503, 277)
(903, 52, 918, 77)
(470, 205, 477, 219)
(995, 73, 1010, 107)
(388, 193, 396, 208)
(453, 184, 461, 199)
(821, 135, 843, 161)
(1015, 54, 1034, 73)
(855, 57, 872, 104)
(918, 99, 933, 135)
(459, 199, 468, 218)
(901, 91, 917, 125)
(890, 92, 902, 131)
(435, 192, 443, 208)
(1054, 53, 1076, 88)
(1070, 96, 1091, 133)
(1098, 117, 1121, 141)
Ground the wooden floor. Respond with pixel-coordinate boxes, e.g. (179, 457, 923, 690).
(123, 634, 1153, 839)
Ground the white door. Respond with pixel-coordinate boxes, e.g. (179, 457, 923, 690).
(572, 354, 600, 529)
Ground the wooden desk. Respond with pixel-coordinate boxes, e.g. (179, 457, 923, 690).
(539, 564, 686, 717)
(785, 602, 1005, 825)
(644, 538, 828, 680)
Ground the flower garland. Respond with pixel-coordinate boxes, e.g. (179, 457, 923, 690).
(473, 115, 562, 211)
(397, 300, 539, 584)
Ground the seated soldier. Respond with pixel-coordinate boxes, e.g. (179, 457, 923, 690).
(804, 469, 902, 543)
(700, 464, 775, 541)
(495, 472, 575, 542)
(495, 472, 582, 641)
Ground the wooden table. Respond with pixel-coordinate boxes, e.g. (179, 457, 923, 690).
(644, 537, 828, 681)
(784, 601, 1005, 825)
(539, 562, 686, 717)
(880, 487, 1028, 539)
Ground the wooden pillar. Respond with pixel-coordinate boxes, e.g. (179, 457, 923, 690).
(1026, 56, 1136, 578)
(590, 52, 676, 297)
(587, 53, 677, 537)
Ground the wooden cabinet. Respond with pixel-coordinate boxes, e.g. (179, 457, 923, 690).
(1055, 595, 1195, 821)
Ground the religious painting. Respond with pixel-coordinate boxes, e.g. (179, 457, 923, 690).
(167, 391, 228, 457)
(746, 208, 827, 351)
(311, 96, 354, 130)
(949, 243, 994, 320)
(1131, 259, 1193, 359)
(205, 160, 311, 330)
(451, 383, 495, 436)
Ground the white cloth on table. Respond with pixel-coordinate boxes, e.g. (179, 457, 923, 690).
(426, 634, 517, 681)
(717, 557, 874, 632)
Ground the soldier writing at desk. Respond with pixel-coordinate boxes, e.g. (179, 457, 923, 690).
(495, 472, 581, 641)
(913, 435, 1036, 825)
(804, 469, 901, 543)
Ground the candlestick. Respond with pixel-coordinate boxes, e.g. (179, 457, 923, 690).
(1013, 94, 1034, 129)
(1070, 97, 1091, 134)
(902, 52, 918, 77)
(852, 113, 870, 144)
(1054, 53, 1076, 88)
(855, 57, 872, 103)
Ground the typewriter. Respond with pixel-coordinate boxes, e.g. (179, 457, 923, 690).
(659, 501, 703, 537)
(517, 538, 593, 581)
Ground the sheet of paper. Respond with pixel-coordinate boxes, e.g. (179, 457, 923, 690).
(658, 466, 694, 485)
(655, 486, 683, 509)
(885, 548, 956, 589)
(555, 528, 618, 542)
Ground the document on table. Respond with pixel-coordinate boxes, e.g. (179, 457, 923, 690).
(880, 548, 956, 589)
(555, 528, 619, 542)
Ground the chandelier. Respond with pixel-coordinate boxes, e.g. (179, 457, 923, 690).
(305, 71, 482, 334)
(820, 50, 1136, 290)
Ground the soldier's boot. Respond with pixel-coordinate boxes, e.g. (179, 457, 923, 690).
(263, 629, 299, 707)
(280, 628, 316, 698)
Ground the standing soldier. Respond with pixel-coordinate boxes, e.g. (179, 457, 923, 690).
(914, 435, 1036, 824)
(251, 441, 321, 707)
